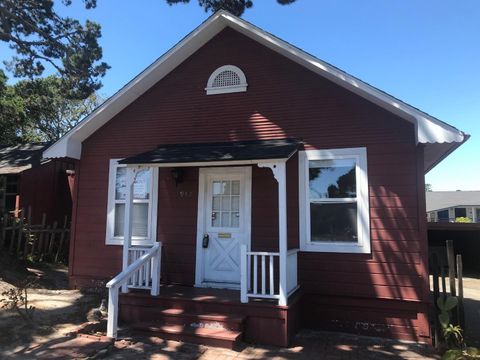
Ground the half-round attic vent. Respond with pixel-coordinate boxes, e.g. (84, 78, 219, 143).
(205, 65, 248, 95)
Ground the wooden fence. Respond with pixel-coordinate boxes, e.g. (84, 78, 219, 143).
(0, 207, 70, 263)
(431, 239, 465, 346)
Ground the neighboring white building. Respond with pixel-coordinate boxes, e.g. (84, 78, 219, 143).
(426, 191, 480, 223)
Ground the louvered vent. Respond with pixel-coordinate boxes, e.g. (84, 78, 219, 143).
(212, 70, 241, 88)
(206, 65, 248, 95)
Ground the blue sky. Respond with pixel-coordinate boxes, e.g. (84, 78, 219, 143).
(2, 0, 479, 190)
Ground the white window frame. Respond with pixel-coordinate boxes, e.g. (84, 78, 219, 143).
(205, 65, 248, 95)
(299, 148, 371, 253)
(105, 159, 159, 246)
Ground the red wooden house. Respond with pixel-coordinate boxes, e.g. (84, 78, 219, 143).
(0, 143, 74, 223)
(44, 11, 468, 348)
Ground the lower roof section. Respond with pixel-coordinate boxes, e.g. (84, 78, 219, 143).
(119, 138, 302, 166)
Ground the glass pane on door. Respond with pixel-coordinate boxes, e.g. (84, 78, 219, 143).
(211, 180, 240, 228)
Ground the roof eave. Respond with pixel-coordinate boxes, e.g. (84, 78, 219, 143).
(43, 10, 467, 163)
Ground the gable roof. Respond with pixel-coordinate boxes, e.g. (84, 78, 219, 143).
(0, 143, 50, 175)
(426, 191, 480, 212)
(43, 10, 468, 172)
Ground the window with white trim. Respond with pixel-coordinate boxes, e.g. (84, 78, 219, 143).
(205, 65, 247, 95)
(106, 159, 158, 245)
(299, 148, 370, 253)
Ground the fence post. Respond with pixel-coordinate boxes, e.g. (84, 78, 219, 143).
(441, 267, 447, 300)
(31, 213, 47, 257)
(47, 221, 58, 256)
(55, 216, 68, 263)
(446, 240, 456, 297)
(432, 253, 441, 347)
(0, 213, 6, 249)
(8, 215, 16, 253)
(456, 254, 465, 332)
(16, 208, 25, 255)
(23, 207, 32, 258)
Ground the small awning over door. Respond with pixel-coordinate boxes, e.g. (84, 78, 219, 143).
(119, 138, 302, 166)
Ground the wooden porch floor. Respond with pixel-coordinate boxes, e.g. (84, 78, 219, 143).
(127, 284, 287, 306)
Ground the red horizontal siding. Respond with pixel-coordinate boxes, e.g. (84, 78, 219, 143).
(69, 28, 429, 341)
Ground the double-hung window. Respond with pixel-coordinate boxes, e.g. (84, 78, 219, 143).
(106, 159, 158, 245)
(299, 148, 370, 253)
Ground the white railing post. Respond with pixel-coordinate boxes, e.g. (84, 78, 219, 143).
(151, 243, 162, 296)
(277, 162, 288, 306)
(122, 167, 135, 293)
(107, 285, 119, 338)
(240, 244, 248, 303)
(257, 161, 288, 306)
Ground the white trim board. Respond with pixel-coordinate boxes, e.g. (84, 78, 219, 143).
(298, 148, 370, 254)
(43, 10, 467, 172)
(105, 159, 159, 246)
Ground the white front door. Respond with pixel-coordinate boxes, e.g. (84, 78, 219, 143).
(196, 167, 251, 288)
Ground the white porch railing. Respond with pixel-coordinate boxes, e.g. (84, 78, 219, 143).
(240, 245, 299, 304)
(126, 246, 157, 289)
(106, 242, 162, 338)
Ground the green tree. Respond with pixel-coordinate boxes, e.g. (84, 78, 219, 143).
(0, 69, 32, 143)
(166, 0, 297, 17)
(0, 0, 109, 98)
(425, 183, 433, 192)
(0, 70, 103, 144)
(13, 75, 104, 141)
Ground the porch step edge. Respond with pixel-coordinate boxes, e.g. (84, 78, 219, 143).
(158, 308, 245, 324)
(132, 322, 243, 349)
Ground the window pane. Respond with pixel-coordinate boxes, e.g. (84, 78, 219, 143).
(231, 180, 240, 195)
(221, 212, 230, 227)
(212, 196, 221, 211)
(310, 203, 357, 242)
(212, 181, 222, 195)
(223, 181, 231, 195)
(437, 210, 449, 222)
(114, 203, 125, 237)
(309, 159, 356, 199)
(476, 208, 480, 223)
(133, 169, 151, 200)
(221, 196, 231, 211)
(231, 212, 239, 227)
(212, 211, 221, 227)
(454, 208, 466, 218)
(231, 196, 240, 211)
(132, 203, 149, 237)
(115, 167, 127, 200)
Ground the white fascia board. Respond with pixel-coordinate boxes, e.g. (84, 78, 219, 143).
(43, 10, 466, 160)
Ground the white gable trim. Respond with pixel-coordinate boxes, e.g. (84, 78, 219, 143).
(43, 10, 467, 168)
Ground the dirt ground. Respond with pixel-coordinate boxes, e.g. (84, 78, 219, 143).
(1, 254, 477, 359)
(0, 254, 101, 357)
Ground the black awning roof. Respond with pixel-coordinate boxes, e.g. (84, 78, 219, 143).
(119, 138, 302, 165)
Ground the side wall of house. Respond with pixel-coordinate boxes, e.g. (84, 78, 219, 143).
(69, 28, 429, 342)
(19, 159, 74, 224)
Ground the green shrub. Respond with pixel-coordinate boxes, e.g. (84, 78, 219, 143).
(455, 217, 472, 223)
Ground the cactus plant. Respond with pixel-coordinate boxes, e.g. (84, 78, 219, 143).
(437, 296, 458, 328)
(437, 296, 464, 349)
